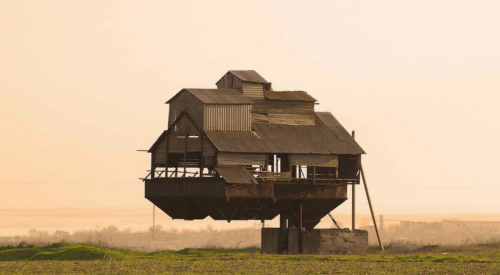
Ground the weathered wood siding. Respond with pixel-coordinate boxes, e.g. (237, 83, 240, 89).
(251, 100, 315, 125)
(216, 73, 243, 90)
(175, 115, 200, 135)
(252, 113, 269, 123)
(153, 135, 215, 166)
(242, 82, 264, 99)
(203, 104, 252, 131)
(168, 90, 204, 129)
(290, 155, 339, 167)
(268, 171, 292, 181)
(217, 153, 266, 166)
(268, 113, 315, 125)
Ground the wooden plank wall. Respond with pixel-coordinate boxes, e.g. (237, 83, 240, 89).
(252, 113, 269, 123)
(175, 116, 200, 135)
(168, 90, 204, 129)
(290, 155, 339, 167)
(251, 100, 315, 125)
(217, 153, 266, 166)
(204, 105, 252, 131)
(216, 73, 243, 90)
(242, 82, 264, 99)
(154, 135, 215, 166)
(268, 113, 315, 125)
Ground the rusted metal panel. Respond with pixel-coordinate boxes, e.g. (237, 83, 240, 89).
(216, 167, 258, 184)
(264, 91, 317, 102)
(217, 153, 266, 166)
(204, 104, 252, 131)
(290, 155, 339, 167)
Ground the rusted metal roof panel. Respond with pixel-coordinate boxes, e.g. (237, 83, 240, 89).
(229, 70, 268, 84)
(215, 167, 258, 184)
(264, 91, 317, 102)
(206, 115, 365, 155)
(166, 89, 253, 105)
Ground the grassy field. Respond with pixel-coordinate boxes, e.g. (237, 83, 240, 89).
(1, 243, 500, 274)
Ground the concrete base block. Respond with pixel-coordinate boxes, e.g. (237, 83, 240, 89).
(261, 228, 368, 254)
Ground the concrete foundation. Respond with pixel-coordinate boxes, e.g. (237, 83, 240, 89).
(261, 228, 368, 254)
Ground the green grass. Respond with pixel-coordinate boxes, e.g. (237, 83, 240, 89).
(1, 243, 500, 274)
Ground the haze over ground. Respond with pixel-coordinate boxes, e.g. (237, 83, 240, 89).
(1, 0, 499, 235)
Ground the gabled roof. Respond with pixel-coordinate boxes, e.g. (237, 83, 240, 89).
(264, 90, 317, 102)
(166, 88, 254, 105)
(228, 70, 268, 84)
(206, 113, 365, 155)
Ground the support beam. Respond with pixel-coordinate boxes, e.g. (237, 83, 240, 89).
(279, 214, 288, 253)
(361, 163, 384, 251)
(299, 203, 303, 254)
(165, 134, 169, 179)
(351, 130, 356, 231)
(151, 153, 155, 179)
(184, 111, 188, 176)
(200, 136, 204, 178)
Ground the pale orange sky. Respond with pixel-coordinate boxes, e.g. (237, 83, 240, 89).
(1, 0, 500, 235)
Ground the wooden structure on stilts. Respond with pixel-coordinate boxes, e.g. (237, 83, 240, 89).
(143, 70, 380, 253)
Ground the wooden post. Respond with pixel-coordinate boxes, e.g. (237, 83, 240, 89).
(151, 153, 155, 179)
(200, 135, 204, 178)
(351, 130, 355, 231)
(184, 112, 188, 177)
(279, 214, 288, 253)
(165, 134, 169, 180)
(361, 163, 385, 251)
(299, 204, 303, 254)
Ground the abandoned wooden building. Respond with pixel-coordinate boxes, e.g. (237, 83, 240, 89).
(145, 70, 367, 253)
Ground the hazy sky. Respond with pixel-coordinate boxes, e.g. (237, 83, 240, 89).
(1, 0, 499, 234)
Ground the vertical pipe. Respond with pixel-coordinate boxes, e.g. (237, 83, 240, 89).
(184, 112, 188, 177)
(351, 130, 356, 231)
(299, 204, 303, 254)
(361, 163, 385, 251)
(312, 167, 316, 185)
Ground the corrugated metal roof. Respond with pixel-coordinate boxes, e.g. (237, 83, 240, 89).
(206, 114, 365, 155)
(264, 91, 317, 102)
(166, 89, 254, 105)
(229, 70, 268, 84)
(215, 167, 258, 184)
